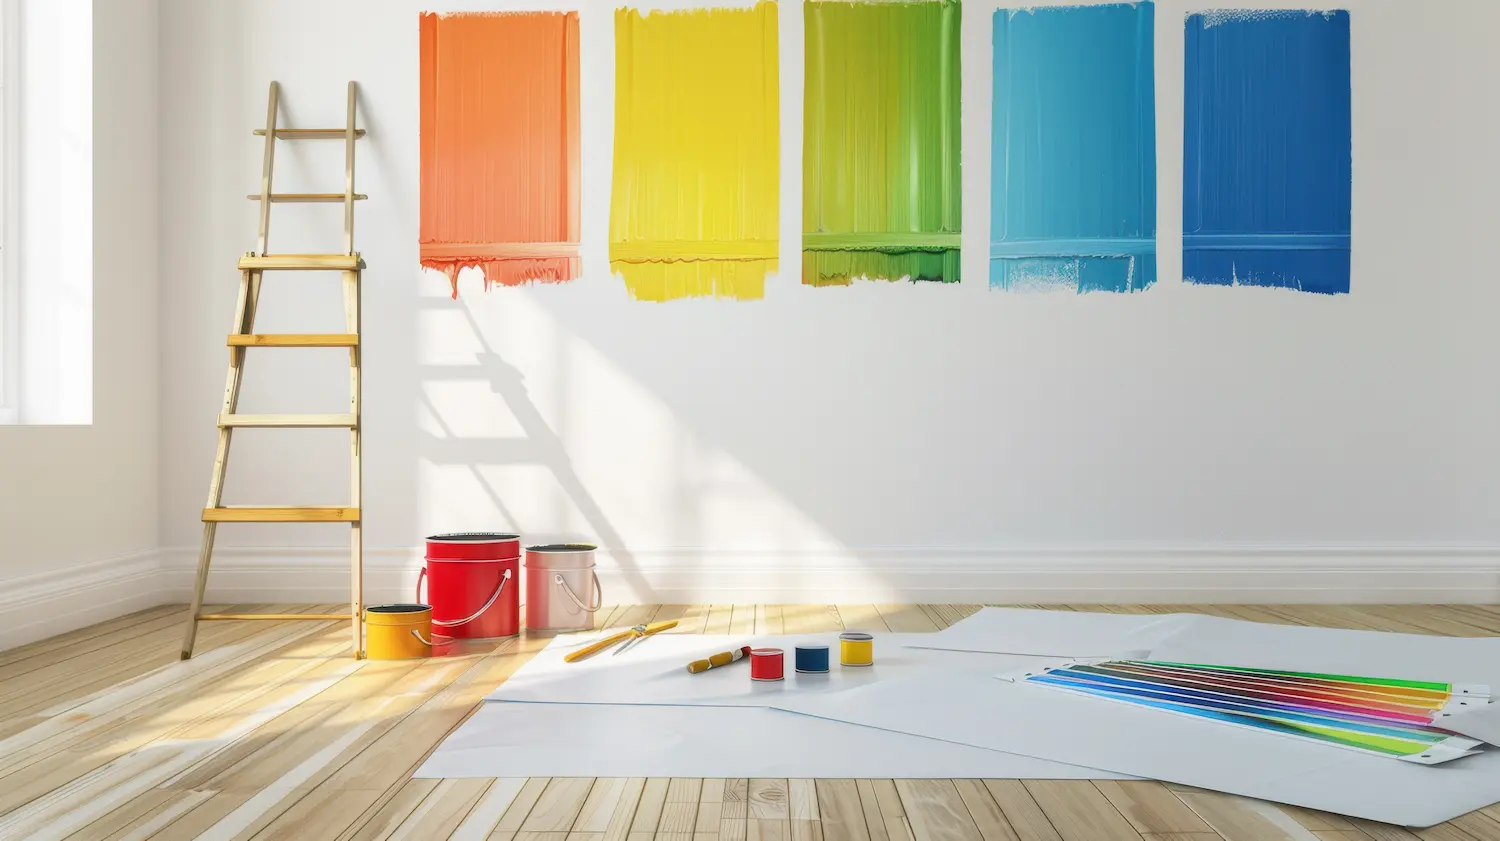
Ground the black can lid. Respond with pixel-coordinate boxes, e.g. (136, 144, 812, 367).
(367, 603, 431, 614)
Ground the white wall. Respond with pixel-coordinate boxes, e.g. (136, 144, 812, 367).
(157, 0, 1500, 604)
(0, 0, 159, 648)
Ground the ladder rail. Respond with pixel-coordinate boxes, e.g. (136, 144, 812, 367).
(343, 264, 363, 655)
(256, 82, 279, 255)
(344, 82, 357, 256)
(182, 267, 262, 658)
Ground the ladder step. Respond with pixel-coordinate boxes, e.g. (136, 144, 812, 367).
(218, 413, 357, 428)
(228, 333, 359, 348)
(238, 254, 362, 271)
(246, 193, 368, 203)
(203, 506, 361, 523)
(253, 128, 366, 140)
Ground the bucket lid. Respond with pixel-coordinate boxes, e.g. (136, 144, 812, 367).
(526, 543, 597, 553)
(795, 643, 830, 651)
(750, 647, 784, 656)
(839, 631, 873, 641)
(427, 532, 520, 543)
(368, 603, 431, 614)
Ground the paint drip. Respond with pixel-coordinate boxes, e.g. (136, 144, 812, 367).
(802, 0, 962, 286)
(419, 12, 581, 297)
(991, 3, 1157, 294)
(609, 3, 780, 302)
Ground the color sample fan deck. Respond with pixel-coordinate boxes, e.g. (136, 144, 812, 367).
(610, 2, 781, 302)
(1183, 10, 1352, 294)
(991, 3, 1157, 293)
(419, 11, 581, 297)
(1015, 659, 1486, 764)
(803, 0, 962, 286)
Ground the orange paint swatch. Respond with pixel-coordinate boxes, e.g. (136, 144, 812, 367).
(420, 11, 581, 296)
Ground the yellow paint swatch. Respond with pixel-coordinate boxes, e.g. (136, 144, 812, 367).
(610, 3, 780, 302)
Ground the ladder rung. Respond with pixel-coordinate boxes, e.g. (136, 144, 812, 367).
(238, 254, 363, 271)
(199, 613, 353, 621)
(203, 506, 361, 523)
(218, 413, 357, 429)
(228, 333, 359, 348)
(253, 128, 366, 140)
(246, 193, 368, 203)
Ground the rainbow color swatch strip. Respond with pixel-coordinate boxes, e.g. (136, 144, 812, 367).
(1016, 660, 1487, 764)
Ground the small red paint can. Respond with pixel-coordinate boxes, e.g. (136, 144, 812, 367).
(749, 647, 785, 682)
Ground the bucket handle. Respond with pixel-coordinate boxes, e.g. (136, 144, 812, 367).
(555, 571, 603, 613)
(411, 629, 434, 647)
(416, 567, 512, 628)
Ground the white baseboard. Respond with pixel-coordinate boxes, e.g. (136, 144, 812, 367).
(5, 546, 1497, 652)
(153, 545, 1500, 605)
(0, 549, 166, 651)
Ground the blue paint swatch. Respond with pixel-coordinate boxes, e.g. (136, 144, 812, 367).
(1183, 11, 1352, 295)
(991, 3, 1156, 293)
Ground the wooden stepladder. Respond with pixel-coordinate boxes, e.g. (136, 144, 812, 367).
(181, 81, 369, 660)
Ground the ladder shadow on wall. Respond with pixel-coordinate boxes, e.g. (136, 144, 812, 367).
(416, 298, 649, 600)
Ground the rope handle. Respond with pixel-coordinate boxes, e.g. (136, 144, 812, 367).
(411, 629, 433, 647)
(555, 571, 603, 613)
(416, 567, 512, 628)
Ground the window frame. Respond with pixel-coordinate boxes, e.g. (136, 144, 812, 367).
(0, 0, 18, 423)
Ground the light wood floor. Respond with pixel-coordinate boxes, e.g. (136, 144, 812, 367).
(3, 605, 1500, 841)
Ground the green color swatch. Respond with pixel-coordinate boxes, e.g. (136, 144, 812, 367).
(802, 0, 962, 285)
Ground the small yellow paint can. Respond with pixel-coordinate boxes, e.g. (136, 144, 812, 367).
(365, 604, 433, 660)
(839, 631, 874, 666)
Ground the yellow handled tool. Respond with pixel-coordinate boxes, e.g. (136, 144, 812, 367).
(564, 620, 678, 663)
(688, 645, 752, 674)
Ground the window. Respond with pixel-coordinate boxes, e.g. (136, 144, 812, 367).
(0, 0, 17, 423)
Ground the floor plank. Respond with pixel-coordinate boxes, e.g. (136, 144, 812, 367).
(1169, 789, 1306, 841)
(873, 607, 939, 633)
(836, 607, 890, 634)
(450, 778, 529, 841)
(1093, 782, 1214, 836)
(951, 780, 1021, 841)
(817, 780, 871, 841)
(982, 781, 1062, 841)
(1022, 781, 1142, 841)
(895, 780, 984, 841)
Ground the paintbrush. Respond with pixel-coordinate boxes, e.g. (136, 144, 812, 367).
(687, 645, 752, 674)
(564, 620, 678, 663)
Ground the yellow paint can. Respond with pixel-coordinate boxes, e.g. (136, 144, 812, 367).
(365, 604, 433, 660)
(839, 631, 874, 666)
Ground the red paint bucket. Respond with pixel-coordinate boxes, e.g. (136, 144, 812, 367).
(418, 533, 520, 640)
(749, 648, 785, 682)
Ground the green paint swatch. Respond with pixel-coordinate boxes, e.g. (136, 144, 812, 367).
(802, 0, 962, 285)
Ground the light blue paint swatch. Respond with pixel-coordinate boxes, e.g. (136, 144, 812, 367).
(1183, 11, 1352, 295)
(991, 3, 1156, 293)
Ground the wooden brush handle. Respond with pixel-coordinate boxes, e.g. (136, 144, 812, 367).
(688, 646, 752, 674)
(565, 629, 633, 663)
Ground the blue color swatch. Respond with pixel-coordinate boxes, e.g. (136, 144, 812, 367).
(991, 3, 1157, 293)
(1183, 11, 1352, 295)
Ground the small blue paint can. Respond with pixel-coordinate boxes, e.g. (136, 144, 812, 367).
(794, 644, 830, 674)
